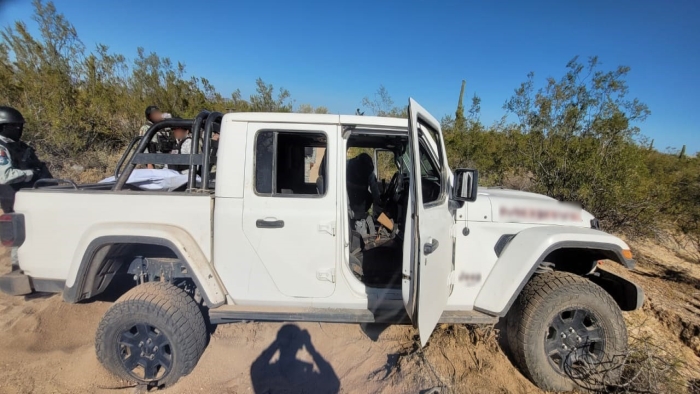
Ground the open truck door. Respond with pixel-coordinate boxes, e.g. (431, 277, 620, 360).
(402, 98, 455, 346)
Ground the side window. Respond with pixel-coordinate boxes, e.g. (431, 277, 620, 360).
(417, 120, 444, 205)
(398, 144, 442, 205)
(254, 131, 327, 197)
(419, 146, 438, 179)
(418, 144, 441, 205)
(419, 121, 443, 172)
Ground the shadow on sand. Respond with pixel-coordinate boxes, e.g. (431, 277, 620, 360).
(250, 324, 340, 394)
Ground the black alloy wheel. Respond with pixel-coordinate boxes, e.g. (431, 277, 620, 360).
(506, 271, 628, 392)
(96, 282, 208, 387)
(118, 323, 174, 381)
(544, 308, 606, 375)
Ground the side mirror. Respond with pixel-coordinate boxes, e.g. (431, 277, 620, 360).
(453, 168, 479, 202)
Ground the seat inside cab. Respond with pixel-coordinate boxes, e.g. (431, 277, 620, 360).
(346, 132, 409, 290)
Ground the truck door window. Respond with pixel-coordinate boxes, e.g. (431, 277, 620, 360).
(399, 141, 442, 205)
(417, 121, 444, 205)
(254, 130, 327, 197)
(419, 148, 438, 179)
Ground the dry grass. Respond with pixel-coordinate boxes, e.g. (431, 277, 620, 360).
(376, 324, 538, 394)
(559, 318, 699, 393)
(602, 234, 700, 393)
(42, 149, 122, 184)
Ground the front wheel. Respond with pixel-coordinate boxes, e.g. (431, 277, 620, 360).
(95, 282, 208, 388)
(506, 271, 628, 392)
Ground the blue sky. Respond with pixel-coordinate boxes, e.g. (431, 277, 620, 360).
(1, 0, 698, 153)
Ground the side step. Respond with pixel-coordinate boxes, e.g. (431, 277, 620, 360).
(208, 305, 498, 325)
(440, 310, 498, 324)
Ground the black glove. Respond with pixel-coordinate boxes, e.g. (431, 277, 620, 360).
(31, 168, 43, 181)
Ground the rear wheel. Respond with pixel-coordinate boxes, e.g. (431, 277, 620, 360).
(506, 271, 627, 392)
(95, 282, 207, 388)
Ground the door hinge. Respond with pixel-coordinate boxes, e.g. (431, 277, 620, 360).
(318, 221, 336, 236)
(316, 268, 335, 283)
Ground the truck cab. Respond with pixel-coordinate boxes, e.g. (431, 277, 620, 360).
(211, 99, 473, 346)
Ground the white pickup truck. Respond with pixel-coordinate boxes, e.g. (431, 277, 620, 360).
(0, 99, 643, 391)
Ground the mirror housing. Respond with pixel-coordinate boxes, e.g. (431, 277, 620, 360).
(453, 168, 479, 202)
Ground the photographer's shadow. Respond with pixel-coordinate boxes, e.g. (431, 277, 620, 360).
(250, 324, 340, 394)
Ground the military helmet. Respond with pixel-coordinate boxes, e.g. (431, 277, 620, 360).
(145, 105, 160, 121)
(0, 106, 25, 141)
(0, 106, 25, 125)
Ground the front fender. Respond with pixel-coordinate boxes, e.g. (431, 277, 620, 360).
(64, 223, 226, 307)
(473, 226, 635, 317)
(589, 268, 644, 311)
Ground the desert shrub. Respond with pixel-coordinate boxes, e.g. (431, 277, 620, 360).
(563, 321, 699, 393)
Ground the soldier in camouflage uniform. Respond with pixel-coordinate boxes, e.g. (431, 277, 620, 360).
(0, 106, 52, 267)
(139, 105, 165, 139)
(139, 105, 170, 169)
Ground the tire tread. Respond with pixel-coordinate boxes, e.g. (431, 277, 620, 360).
(506, 271, 627, 391)
(95, 282, 207, 386)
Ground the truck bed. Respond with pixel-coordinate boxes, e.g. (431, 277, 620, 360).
(13, 189, 213, 282)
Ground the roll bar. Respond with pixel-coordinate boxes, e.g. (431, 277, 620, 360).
(114, 136, 142, 178)
(201, 112, 222, 189)
(114, 111, 220, 192)
(187, 110, 211, 188)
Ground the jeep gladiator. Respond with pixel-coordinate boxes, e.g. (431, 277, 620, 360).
(0, 99, 644, 391)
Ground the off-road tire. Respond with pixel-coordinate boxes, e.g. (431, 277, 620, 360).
(95, 282, 208, 387)
(506, 271, 627, 392)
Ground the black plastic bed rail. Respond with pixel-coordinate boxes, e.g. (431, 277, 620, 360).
(32, 178, 79, 189)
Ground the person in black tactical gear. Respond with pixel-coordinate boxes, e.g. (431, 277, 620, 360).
(0, 106, 52, 213)
(0, 106, 52, 268)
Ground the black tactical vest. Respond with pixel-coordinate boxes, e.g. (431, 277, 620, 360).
(0, 139, 52, 212)
(169, 137, 192, 173)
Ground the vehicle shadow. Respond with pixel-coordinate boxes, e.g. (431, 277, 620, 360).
(250, 324, 340, 394)
(360, 323, 392, 341)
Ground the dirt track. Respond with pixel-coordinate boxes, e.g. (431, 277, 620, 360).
(1, 238, 699, 394)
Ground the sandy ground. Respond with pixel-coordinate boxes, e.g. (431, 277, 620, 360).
(0, 248, 537, 394)
(0, 235, 699, 394)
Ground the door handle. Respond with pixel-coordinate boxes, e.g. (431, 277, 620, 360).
(256, 219, 285, 229)
(424, 238, 439, 255)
